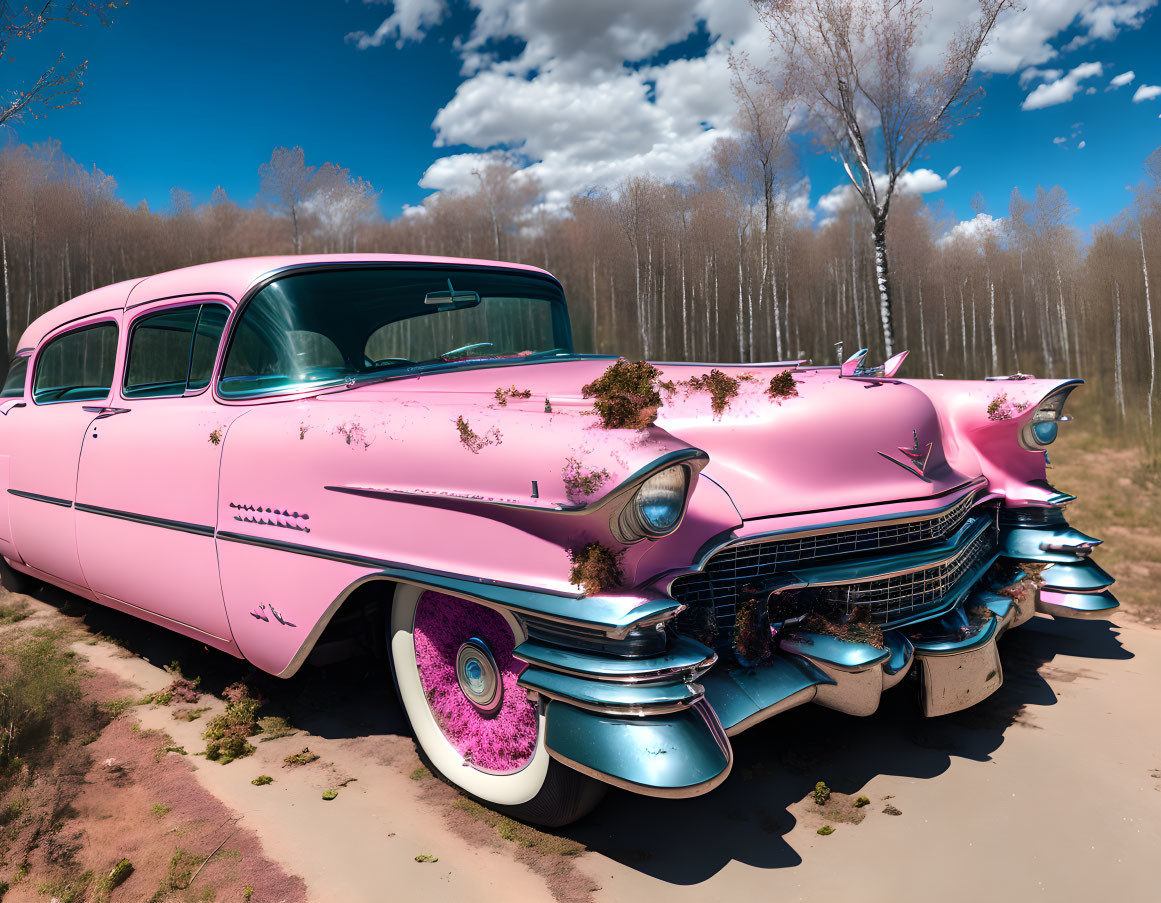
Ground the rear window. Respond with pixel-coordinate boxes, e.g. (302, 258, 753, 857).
(33, 323, 118, 404)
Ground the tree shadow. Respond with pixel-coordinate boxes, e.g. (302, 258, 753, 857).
(563, 616, 1133, 884)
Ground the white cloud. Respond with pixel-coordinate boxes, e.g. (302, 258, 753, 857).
(898, 168, 948, 194)
(1078, 140, 1087, 148)
(1053, 136, 1068, 144)
(939, 213, 1004, 247)
(1133, 84, 1161, 102)
(1108, 70, 1136, 89)
(348, 0, 1158, 213)
(1019, 66, 1063, 87)
(1062, 0, 1158, 51)
(348, 0, 446, 49)
(814, 169, 948, 227)
(1021, 61, 1104, 109)
(947, 165, 962, 179)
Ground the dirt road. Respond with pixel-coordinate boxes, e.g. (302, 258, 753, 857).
(5, 581, 1159, 903)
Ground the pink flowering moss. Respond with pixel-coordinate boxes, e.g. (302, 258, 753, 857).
(986, 392, 1030, 421)
(413, 591, 537, 773)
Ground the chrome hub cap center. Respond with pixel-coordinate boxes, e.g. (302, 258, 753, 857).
(455, 638, 502, 716)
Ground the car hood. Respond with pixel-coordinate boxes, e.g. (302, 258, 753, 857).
(320, 358, 974, 521)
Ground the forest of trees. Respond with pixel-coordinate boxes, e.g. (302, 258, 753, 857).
(0, 135, 1158, 442)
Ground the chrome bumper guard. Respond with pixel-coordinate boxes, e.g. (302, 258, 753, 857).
(517, 503, 1119, 797)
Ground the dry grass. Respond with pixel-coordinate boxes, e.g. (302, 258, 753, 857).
(1050, 426, 1161, 614)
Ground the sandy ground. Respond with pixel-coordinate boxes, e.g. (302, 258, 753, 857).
(5, 580, 1159, 903)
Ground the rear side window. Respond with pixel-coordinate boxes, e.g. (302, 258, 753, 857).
(124, 303, 230, 398)
(33, 323, 118, 404)
(0, 356, 28, 398)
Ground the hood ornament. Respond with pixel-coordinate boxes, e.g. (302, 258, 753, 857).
(878, 429, 933, 482)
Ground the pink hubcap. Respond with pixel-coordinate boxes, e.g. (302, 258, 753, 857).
(413, 591, 537, 773)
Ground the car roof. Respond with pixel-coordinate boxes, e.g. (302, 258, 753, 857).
(17, 254, 556, 351)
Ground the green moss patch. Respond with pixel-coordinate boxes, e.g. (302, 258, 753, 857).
(567, 542, 624, 595)
(581, 359, 663, 429)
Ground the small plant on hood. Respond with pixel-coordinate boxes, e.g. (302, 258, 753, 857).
(561, 457, 610, 504)
(766, 370, 800, 403)
(493, 385, 532, 406)
(986, 392, 1029, 421)
(567, 541, 624, 594)
(581, 359, 663, 429)
(684, 369, 741, 418)
(456, 415, 502, 453)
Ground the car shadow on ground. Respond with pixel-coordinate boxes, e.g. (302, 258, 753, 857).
(562, 616, 1132, 883)
(25, 581, 1133, 884)
(28, 580, 410, 740)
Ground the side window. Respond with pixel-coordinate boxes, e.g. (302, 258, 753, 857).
(124, 303, 230, 398)
(33, 322, 118, 404)
(0, 356, 28, 398)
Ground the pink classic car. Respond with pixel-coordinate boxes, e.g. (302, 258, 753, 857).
(0, 255, 1115, 825)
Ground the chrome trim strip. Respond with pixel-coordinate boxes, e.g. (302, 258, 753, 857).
(217, 531, 683, 640)
(215, 530, 579, 597)
(7, 488, 72, 508)
(75, 502, 215, 537)
(513, 644, 718, 685)
(521, 683, 705, 717)
(324, 448, 709, 520)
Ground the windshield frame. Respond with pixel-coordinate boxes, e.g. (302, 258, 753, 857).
(213, 262, 575, 403)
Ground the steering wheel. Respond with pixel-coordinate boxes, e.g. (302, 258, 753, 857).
(439, 342, 493, 361)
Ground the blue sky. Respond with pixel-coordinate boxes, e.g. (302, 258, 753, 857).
(7, 0, 1161, 236)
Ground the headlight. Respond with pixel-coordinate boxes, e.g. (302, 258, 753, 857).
(1019, 388, 1074, 450)
(615, 465, 689, 541)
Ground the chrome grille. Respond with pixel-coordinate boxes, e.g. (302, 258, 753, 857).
(672, 493, 977, 620)
(672, 497, 995, 642)
(814, 521, 997, 625)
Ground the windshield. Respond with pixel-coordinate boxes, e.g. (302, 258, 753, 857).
(219, 266, 572, 398)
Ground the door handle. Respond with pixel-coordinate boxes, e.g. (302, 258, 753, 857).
(0, 401, 25, 416)
(82, 406, 131, 419)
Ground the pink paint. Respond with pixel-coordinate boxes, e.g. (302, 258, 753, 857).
(412, 591, 537, 773)
(0, 254, 1085, 680)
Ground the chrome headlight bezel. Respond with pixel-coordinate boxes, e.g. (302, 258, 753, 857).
(613, 464, 691, 543)
(1019, 387, 1075, 450)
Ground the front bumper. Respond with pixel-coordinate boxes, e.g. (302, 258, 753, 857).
(514, 504, 1119, 799)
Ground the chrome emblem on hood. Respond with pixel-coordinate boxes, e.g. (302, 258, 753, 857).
(878, 429, 933, 482)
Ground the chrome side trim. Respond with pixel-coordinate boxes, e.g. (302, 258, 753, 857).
(7, 488, 73, 508)
(75, 502, 215, 537)
(324, 447, 709, 521)
(216, 530, 580, 599)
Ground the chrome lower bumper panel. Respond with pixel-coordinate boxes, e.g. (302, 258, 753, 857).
(530, 506, 1119, 799)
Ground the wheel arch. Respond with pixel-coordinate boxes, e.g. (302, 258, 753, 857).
(276, 572, 529, 678)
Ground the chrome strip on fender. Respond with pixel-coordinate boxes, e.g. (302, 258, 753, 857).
(7, 488, 73, 508)
(74, 502, 215, 537)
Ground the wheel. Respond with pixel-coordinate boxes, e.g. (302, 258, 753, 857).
(0, 557, 36, 595)
(389, 585, 606, 826)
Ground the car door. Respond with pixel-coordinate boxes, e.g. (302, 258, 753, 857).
(74, 300, 239, 646)
(0, 353, 31, 564)
(6, 320, 120, 593)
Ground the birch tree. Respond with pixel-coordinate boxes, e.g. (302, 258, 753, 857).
(752, 0, 1014, 356)
(258, 147, 315, 253)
